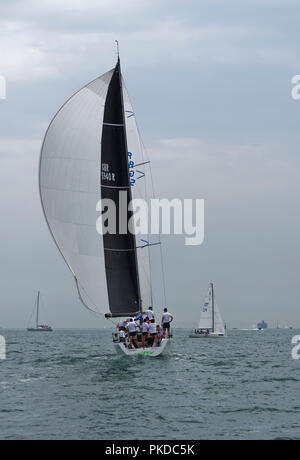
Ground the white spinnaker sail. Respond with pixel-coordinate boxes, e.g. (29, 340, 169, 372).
(122, 79, 153, 310)
(39, 70, 114, 314)
(198, 285, 225, 334)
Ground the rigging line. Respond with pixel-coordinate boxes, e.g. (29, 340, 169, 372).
(135, 238, 155, 299)
(133, 119, 156, 307)
(128, 100, 167, 306)
(106, 316, 118, 327)
(137, 139, 167, 307)
(122, 78, 154, 306)
(123, 80, 167, 307)
(38, 295, 50, 324)
(135, 143, 154, 306)
(27, 294, 38, 328)
(143, 143, 167, 307)
(138, 249, 159, 309)
(74, 278, 106, 319)
(140, 241, 161, 248)
(133, 161, 150, 168)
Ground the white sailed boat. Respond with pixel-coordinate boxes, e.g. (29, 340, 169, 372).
(189, 283, 226, 338)
(39, 48, 169, 356)
(27, 291, 53, 332)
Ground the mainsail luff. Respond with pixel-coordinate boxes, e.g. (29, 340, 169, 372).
(101, 59, 142, 317)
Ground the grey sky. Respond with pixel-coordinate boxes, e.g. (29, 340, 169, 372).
(0, 0, 300, 329)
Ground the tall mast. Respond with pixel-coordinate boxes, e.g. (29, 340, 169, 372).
(117, 54, 142, 312)
(115, 40, 120, 62)
(36, 291, 40, 328)
(211, 283, 215, 332)
(101, 47, 142, 316)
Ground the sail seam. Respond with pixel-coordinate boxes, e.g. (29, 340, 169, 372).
(103, 122, 125, 127)
(104, 243, 161, 252)
(101, 185, 130, 189)
(43, 156, 99, 162)
(42, 186, 99, 194)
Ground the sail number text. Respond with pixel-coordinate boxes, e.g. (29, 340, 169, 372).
(128, 152, 135, 187)
(102, 163, 116, 182)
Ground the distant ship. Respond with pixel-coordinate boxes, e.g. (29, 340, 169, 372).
(257, 320, 268, 330)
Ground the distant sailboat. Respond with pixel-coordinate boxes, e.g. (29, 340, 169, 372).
(39, 48, 169, 356)
(27, 292, 53, 332)
(189, 283, 226, 338)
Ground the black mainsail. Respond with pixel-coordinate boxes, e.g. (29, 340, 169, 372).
(101, 59, 141, 317)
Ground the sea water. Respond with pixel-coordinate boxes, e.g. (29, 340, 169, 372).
(0, 329, 299, 440)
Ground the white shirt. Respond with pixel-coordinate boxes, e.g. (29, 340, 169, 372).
(149, 322, 157, 334)
(119, 330, 126, 338)
(142, 322, 150, 333)
(145, 309, 154, 320)
(162, 312, 173, 323)
(127, 321, 138, 333)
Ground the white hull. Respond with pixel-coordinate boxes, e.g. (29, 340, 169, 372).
(114, 338, 171, 357)
(27, 327, 53, 332)
(189, 332, 225, 338)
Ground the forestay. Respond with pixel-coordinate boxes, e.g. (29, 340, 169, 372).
(122, 78, 153, 312)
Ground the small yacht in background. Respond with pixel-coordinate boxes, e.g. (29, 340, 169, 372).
(189, 283, 226, 338)
(27, 292, 53, 332)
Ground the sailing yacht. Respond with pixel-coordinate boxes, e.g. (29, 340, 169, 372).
(189, 283, 226, 338)
(39, 49, 170, 356)
(27, 292, 53, 332)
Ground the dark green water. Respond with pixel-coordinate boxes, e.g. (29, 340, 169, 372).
(0, 329, 299, 440)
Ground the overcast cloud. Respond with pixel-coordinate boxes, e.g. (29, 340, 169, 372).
(0, 0, 300, 329)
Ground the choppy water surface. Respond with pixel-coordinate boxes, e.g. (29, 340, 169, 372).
(0, 329, 299, 440)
